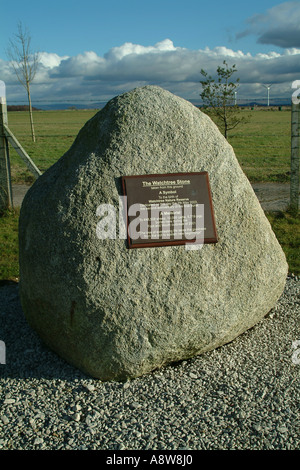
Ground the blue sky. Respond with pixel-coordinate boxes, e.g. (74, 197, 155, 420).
(0, 0, 285, 57)
(1, 0, 300, 105)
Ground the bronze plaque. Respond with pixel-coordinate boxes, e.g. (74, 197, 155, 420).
(121, 172, 218, 249)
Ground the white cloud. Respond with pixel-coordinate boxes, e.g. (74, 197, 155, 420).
(39, 52, 69, 68)
(204, 46, 252, 59)
(50, 51, 105, 78)
(1, 39, 299, 105)
(105, 38, 177, 61)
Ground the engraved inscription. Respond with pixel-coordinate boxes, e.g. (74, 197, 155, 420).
(121, 172, 218, 249)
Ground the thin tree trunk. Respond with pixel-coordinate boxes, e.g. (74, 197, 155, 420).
(224, 104, 228, 140)
(27, 81, 35, 142)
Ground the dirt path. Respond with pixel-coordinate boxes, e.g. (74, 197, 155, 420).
(251, 182, 298, 212)
(12, 185, 30, 208)
(11, 182, 300, 212)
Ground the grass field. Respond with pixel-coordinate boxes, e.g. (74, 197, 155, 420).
(0, 209, 19, 281)
(7, 109, 98, 184)
(5, 107, 292, 184)
(0, 107, 299, 280)
(266, 211, 300, 275)
(206, 107, 292, 182)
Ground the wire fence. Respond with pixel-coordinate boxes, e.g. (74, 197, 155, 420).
(1, 94, 299, 213)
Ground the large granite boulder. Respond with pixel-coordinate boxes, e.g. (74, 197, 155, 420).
(19, 86, 288, 381)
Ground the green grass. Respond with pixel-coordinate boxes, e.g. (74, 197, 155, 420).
(0, 208, 299, 281)
(6, 107, 292, 184)
(7, 109, 97, 183)
(0, 209, 20, 281)
(266, 211, 300, 276)
(228, 109, 291, 183)
(203, 107, 291, 183)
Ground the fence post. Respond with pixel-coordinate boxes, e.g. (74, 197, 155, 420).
(291, 101, 300, 213)
(0, 340, 6, 364)
(0, 81, 13, 211)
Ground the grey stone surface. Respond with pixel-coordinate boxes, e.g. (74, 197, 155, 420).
(18, 85, 288, 381)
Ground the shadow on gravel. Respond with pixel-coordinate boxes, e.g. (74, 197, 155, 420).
(0, 283, 89, 381)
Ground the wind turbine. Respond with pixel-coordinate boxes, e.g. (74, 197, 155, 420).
(234, 85, 239, 106)
(263, 84, 272, 106)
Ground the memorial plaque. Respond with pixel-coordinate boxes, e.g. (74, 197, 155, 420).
(121, 172, 218, 248)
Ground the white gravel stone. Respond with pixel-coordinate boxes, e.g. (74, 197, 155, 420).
(1, 415, 9, 425)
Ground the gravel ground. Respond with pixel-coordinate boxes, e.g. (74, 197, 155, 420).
(0, 276, 299, 451)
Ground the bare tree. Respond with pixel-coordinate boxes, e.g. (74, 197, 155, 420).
(7, 22, 40, 142)
(200, 60, 248, 140)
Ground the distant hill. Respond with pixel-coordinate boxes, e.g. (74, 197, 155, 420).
(31, 102, 107, 111)
(7, 105, 41, 112)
